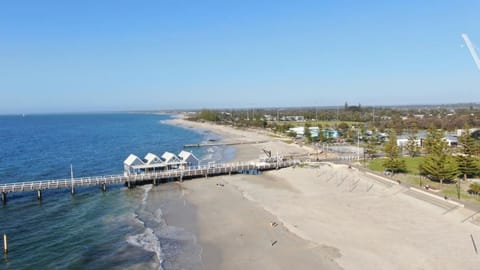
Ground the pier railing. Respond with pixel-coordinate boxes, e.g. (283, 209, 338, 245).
(0, 160, 298, 202)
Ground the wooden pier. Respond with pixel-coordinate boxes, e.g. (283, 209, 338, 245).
(0, 160, 297, 203)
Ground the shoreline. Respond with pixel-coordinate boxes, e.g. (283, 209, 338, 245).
(161, 115, 480, 270)
(161, 115, 343, 269)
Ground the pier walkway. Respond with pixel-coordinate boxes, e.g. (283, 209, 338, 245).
(0, 160, 298, 203)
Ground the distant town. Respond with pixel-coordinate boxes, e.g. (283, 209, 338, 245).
(183, 102, 480, 202)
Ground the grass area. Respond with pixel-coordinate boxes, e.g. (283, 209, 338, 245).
(367, 158, 384, 172)
(268, 134, 284, 138)
(368, 157, 480, 204)
(403, 156, 424, 175)
(392, 173, 480, 202)
(368, 156, 425, 174)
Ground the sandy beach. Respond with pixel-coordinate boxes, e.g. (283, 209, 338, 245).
(163, 116, 480, 270)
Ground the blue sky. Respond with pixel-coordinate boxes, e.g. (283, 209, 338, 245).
(1, 0, 479, 114)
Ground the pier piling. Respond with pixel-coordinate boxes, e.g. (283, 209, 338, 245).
(37, 190, 42, 200)
(102, 183, 107, 192)
(1, 192, 6, 205)
(3, 234, 7, 254)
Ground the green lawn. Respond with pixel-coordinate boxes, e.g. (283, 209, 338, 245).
(368, 156, 425, 174)
(368, 156, 480, 203)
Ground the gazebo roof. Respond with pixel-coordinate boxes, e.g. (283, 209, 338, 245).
(144, 153, 162, 164)
(124, 154, 144, 166)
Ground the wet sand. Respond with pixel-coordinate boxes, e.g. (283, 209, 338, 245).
(181, 176, 342, 270)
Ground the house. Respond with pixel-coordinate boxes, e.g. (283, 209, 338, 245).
(124, 154, 145, 175)
(144, 153, 162, 164)
(161, 152, 184, 169)
(263, 115, 275, 121)
(288, 127, 305, 137)
(396, 131, 458, 147)
(309, 127, 320, 138)
(294, 116, 305, 121)
(281, 116, 305, 121)
(322, 129, 339, 139)
(288, 126, 339, 139)
(179, 150, 199, 168)
(396, 135, 422, 147)
(444, 135, 458, 147)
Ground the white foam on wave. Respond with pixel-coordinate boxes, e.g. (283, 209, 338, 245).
(128, 177, 205, 269)
(126, 228, 164, 270)
(201, 153, 213, 162)
(140, 184, 152, 204)
(127, 184, 165, 270)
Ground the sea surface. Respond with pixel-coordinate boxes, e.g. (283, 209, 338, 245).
(0, 113, 234, 269)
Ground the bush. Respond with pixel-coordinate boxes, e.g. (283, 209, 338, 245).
(469, 183, 480, 195)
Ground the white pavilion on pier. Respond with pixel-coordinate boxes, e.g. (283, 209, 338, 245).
(124, 150, 200, 175)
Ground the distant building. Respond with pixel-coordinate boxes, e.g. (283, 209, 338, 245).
(309, 127, 320, 137)
(288, 127, 305, 137)
(321, 129, 339, 139)
(396, 131, 458, 147)
(396, 135, 422, 147)
(456, 128, 480, 138)
(444, 135, 458, 147)
(288, 127, 338, 139)
(263, 115, 275, 121)
(281, 116, 305, 121)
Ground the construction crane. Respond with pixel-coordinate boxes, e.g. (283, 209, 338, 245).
(462, 33, 480, 71)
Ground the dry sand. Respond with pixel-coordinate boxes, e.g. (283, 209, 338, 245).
(165, 116, 480, 270)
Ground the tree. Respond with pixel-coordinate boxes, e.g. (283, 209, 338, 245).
(405, 135, 420, 157)
(456, 128, 479, 180)
(420, 128, 459, 184)
(304, 123, 312, 142)
(365, 136, 378, 159)
(423, 125, 439, 154)
(338, 122, 349, 133)
(318, 128, 326, 142)
(469, 182, 480, 197)
(287, 130, 297, 138)
(198, 109, 219, 122)
(383, 130, 406, 173)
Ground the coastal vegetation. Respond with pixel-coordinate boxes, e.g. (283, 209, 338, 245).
(382, 130, 406, 173)
(189, 104, 480, 202)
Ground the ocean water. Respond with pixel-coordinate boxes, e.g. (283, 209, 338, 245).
(0, 113, 233, 269)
